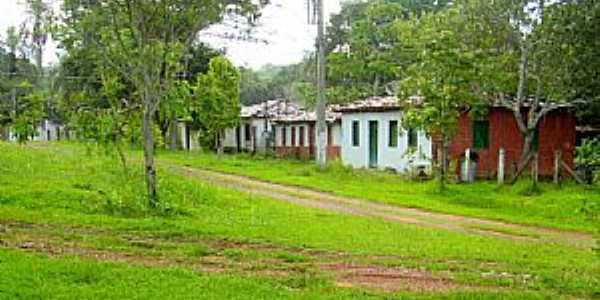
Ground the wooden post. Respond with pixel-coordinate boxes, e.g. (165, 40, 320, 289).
(560, 160, 586, 185)
(464, 148, 471, 182)
(554, 150, 561, 184)
(498, 148, 505, 185)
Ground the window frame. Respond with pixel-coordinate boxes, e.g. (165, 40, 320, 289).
(351, 120, 360, 147)
(388, 120, 399, 148)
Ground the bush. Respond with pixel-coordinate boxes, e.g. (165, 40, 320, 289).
(576, 139, 600, 184)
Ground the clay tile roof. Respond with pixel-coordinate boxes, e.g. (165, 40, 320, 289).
(241, 99, 304, 119)
(271, 105, 341, 123)
(334, 96, 404, 113)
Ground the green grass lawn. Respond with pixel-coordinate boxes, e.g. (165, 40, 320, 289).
(0, 142, 598, 299)
(160, 150, 600, 233)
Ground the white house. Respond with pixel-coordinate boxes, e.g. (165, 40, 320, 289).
(3, 119, 67, 142)
(336, 96, 432, 174)
(222, 99, 301, 153)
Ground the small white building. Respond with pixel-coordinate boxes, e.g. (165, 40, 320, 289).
(177, 119, 201, 151)
(222, 99, 301, 153)
(336, 96, 432, 174)
(4, 119, 67, 142)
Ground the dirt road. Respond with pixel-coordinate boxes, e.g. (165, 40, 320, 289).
(168, 165, 595, 249)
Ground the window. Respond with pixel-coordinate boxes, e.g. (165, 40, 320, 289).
(291, 127, 296, 146)
(408, 127, 418, 148)
(352, 121, 360, 147)
(244, 124, 251, 141)
(299, 126, 305, 146)
(473, 121, 489, 149)
(532, 127, 539, 150)
(281, 127, 287, 146)
(388, 120, 398, 147)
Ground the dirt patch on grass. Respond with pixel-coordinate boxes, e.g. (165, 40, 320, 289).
(0, 219, 487, 293)
(323, 263, 463, 292)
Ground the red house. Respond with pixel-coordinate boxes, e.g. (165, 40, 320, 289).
(441, 106, 576, 179)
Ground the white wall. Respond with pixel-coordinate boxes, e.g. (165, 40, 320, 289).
(329, 123, 341, 146)
(340, 111, 432, 173)
(31, 120, 65, 142)
(222, 127, 238, 149)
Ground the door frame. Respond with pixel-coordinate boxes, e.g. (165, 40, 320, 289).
(368, 120, 378, 168)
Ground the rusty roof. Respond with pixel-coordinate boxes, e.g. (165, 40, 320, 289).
(334, 96, 405, 113)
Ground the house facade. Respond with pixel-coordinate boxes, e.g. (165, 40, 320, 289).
(271, 108, 342, 160)
(336, 97, 433, 173)
(3, 119, 67, 142)
(444, 106, 576, 178)
(222, 99, 301, 153)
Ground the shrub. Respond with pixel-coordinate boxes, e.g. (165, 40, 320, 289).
(576, 138, 600, 184)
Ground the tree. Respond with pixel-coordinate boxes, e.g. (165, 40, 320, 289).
(191, 56, 241, 156)
(397, 9, 480, 190)
(58, 0, 261, 207)
(0, 27, 42, 142)
(452, 0, 599, 182)
(24, 0, 53, 74)
(324, 0, 452, 103)
(156, 43, 221, 150)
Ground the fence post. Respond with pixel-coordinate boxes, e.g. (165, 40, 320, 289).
(464, 148, 471, 182)
(554, 150, 562, 184)
(498, 148, 505, 185)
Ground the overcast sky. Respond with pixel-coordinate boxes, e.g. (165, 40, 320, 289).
(0, 0, 342, 69)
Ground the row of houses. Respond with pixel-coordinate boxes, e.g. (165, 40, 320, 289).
(1, 120, 67, 142)
(215, 97, 576, 179)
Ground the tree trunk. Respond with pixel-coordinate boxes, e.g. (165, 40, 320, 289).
(437, 138, 449, 191)
(510, 130, 534, 183)
(217, 131, 224, 158)
(142, 109, 158, 208)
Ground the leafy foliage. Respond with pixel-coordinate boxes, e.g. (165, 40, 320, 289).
(191, 57, 241, 151)
(576, 139, 600, 184)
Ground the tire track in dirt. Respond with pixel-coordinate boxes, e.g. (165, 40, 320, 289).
(169, 165, 595, 249)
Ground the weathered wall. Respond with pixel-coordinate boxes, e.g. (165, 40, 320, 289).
(340, 111, 432, 173)
(447, 108, 576, 178)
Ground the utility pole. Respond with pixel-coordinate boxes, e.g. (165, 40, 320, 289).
(315, 0, 327, 167)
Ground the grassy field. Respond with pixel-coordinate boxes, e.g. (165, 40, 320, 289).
(0, 142, 598, 299)
(160, 151, 600, 233)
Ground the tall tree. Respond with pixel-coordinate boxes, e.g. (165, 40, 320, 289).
(191, 56, 241, 156)
(397, 8, 480, 190)
(58, 0, 261, 207)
